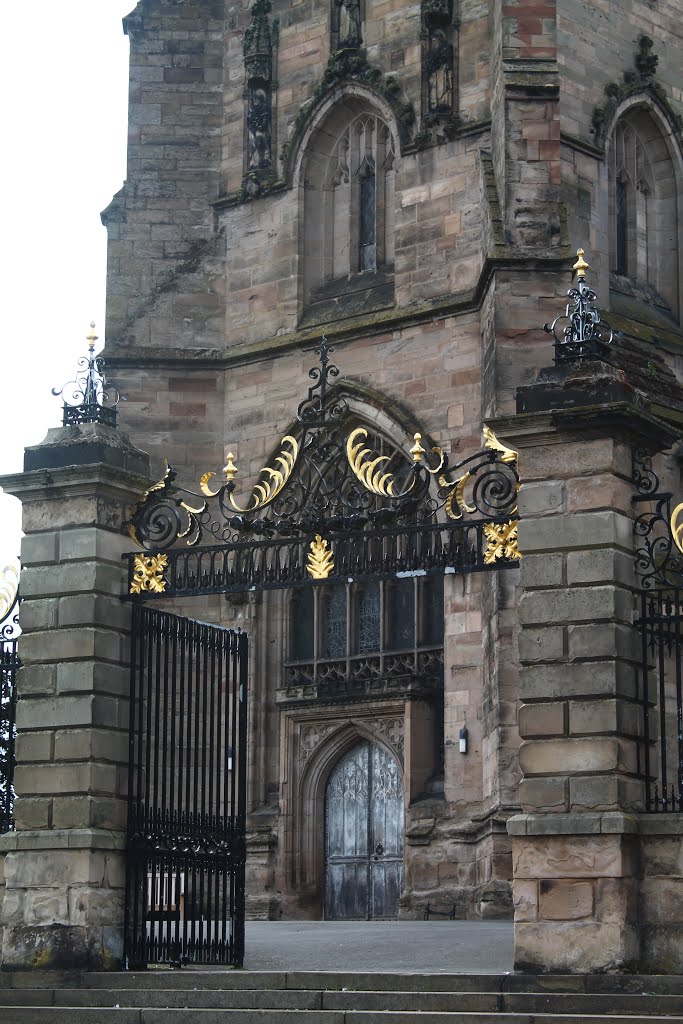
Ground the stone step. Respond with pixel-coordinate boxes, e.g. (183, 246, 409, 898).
(0, 988, 682, 1016)
(1, 972, 683, 995)
(1, 1008, 683, 1024)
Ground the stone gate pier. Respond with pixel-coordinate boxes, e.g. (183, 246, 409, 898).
(494, 357, 683, 974)
(0, 420, 149, 969)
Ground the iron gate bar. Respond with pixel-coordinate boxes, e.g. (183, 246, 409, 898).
(124, 606, 248, 967)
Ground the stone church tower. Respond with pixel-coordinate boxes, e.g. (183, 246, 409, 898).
(101, 0, 683, 921)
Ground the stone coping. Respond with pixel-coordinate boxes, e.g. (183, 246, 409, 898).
(508, 812, 683, 837)
(0, 829, 126, 853)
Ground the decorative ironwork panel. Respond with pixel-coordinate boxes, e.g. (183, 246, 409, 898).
(52, 323, 122, 427)
(545, 250, 617, 365)
(125, 339, 520, 598)
(0, 565, 20, 834)
(125, 607, 248, 967)
(633, 450, 683, 813)
(325, 740, 403, 919)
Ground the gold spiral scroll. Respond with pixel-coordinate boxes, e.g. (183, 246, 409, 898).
(347, 428, 398, 497)
(201, 435, 299, 512)
(671, 502, 683, 556)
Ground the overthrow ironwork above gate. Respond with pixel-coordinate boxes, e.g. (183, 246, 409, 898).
(125, 338, 520, 597)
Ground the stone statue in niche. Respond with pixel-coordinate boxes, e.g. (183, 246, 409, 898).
(247, 84, 272, 169)
(425, 28, 453, 113)
(333, 0, 363, 51)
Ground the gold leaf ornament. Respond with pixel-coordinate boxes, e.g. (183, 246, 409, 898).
(201, 436, 299, 512)
(483, 426, 518, 464)
(347, 428, 397, 497)
(671, 503, 683, 556)
(307, 536, 335, 580)
(483, 521, 521, 565)
(130, 554, 169, 594)
(0, 564, 19, 621)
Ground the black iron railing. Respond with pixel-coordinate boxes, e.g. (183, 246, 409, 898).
(125, 607, 248, 967)
(637, 591, 683, 812)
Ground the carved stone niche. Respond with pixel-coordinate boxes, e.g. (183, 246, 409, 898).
(331, 0, 364, 54)
(419, 0, 459, 143)
(243, 0, 279, 195)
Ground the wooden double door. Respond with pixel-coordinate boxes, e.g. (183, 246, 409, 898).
(324, 740, 404, 919)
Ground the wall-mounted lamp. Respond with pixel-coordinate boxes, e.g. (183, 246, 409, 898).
(227, 746, 233, 772)
(459, 726, 468, 755)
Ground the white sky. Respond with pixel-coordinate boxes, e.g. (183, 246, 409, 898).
(0, 1, 133, 567)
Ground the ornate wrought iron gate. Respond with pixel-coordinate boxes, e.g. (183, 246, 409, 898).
(125, 605, 248, 967)
(0, 565, 20, 833)
(122, 339, 521, 956)
(634, 452, 683, 812)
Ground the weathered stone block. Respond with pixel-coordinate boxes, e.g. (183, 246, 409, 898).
(517, 481, 565, 516)
(518, 702, 566, 737)
(519, 586, 631, 627)
(16, 664, 56, 696)
(519, 661, 637, 701)
(519, 737, 619, 776)
(566, 548, 634, 586)
(20, 533, 59, 566)
(19, 599, 59, 632)
(518, 627, 565, 664)
(519, 552, 564, 588)
(56, 660, 130, 697)
(15, 732, 54, 763)
(12, 798, 51, 831)
(513, 879, 538, 922)
(513, 834, 635, 880)
(514, 920, 638, 972)
(517, 511, 633, 556)
(52, 796, 126, 831)
(58, 528, 129, 564)
(539, 878, 593, 920)
(518, 776, 568, 812)
(568, 623, 637, 663)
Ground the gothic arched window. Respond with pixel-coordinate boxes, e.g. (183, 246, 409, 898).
(302, 101, 397, 323)
(608, 106, 681, 321)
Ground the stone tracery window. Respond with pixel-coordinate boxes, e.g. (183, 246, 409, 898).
(608, 107, 681, 320)
(302, 101, 397, 321)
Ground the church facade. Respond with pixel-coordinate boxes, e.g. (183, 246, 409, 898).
(101, 0, 683, 922)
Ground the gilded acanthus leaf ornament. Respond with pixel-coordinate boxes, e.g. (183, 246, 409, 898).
(307, 536, 335, 580)
(130, 554, 169, 595)
(483, 521, 521, 565)
(0, 564, 19, 624)
(200, 435, 299, 513)
(483, 426, 518, 465)
(347, 428, 398, 497)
